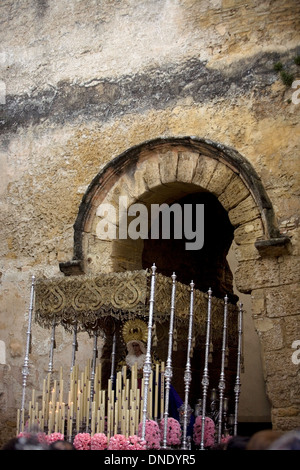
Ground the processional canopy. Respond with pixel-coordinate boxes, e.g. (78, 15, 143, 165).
(34, 269, 238, 346)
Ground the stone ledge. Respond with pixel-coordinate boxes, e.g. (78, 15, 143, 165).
(255, 236, 291, 257)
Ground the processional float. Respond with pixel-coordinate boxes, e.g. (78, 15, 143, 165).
(17, 264, 243, 449)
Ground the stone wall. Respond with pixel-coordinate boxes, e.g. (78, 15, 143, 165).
(0, 0, 299, 445)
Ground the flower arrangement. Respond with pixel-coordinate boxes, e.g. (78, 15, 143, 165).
(159, 417, 182, 446)
(91, 432, 108, 450)
(108, 434, 130, 450)
(193, 416, 215, 448)
(46, 432, 65, 444)
(126, 435, 147, 450)
(138, 419, 161, 449)
(73, 432, 91, 450)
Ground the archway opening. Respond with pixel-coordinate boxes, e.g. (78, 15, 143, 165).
(142, 191, 236, 302)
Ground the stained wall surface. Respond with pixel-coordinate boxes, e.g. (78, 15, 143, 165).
(0, 0, 299, 445)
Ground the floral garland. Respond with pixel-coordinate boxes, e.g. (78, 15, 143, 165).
(193, 416, 215, 448)
(159, 418, 182, 446)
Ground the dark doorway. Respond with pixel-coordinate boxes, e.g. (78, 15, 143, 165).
(142, 191, 236, 302)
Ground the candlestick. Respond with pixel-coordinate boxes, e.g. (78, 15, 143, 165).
(141, 263, 156, 440)
(200, 288, 213, 450)
(20, 275, 35, 433)
(181, 280, 195, 450)
(217, 295, 228, 443)
(162, 273, 176, 449)
(234, 302, 243, 436)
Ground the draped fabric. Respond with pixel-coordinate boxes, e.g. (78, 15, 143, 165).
(34, 270, 239, 344)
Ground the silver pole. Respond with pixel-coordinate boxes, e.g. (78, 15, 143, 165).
(48, 319, 56, 375)
(70, 322, 78, 372)
(162, 272, 177, 449)
(200, 288, 212, 450)
(234, 302, 243, 436)
(110, 332, 116, 382)
(20, 275, 35, 432)
(217, 295, 228, 443)
(90, 331, 98, 403)
(141, 263, 156, 441)
(181, 280, 195, 450)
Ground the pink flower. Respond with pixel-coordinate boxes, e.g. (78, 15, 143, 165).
(108, 434, 129, 450)
(73, 433, 91, 450)
(138, 420, 161, 450)
(159, 418, 182, 446)
(127, 435, 147, 450)
(193, 416, 215, 448)
(46, 432, 65, 444)
(91, 433, 108, 450)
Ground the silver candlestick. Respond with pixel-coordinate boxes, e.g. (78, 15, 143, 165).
(48, 319, 56, 375)
(217, 295, 228, 443)
(141, 263, 156, 441)
(110, 332, 116, 382)
(181, 280, 195, 450)
(234, 302, 243, 436)
(162, 272, 177, 449)
(70, 322, 78, 372)
(20, 275, 35, 432)
(200, 288, 212, 450)
(90, 330, 98, 404)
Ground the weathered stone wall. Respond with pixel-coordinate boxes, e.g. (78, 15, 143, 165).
(0, 0, 299, 445)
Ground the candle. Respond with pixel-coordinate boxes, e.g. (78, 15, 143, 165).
(16, 409, 20, 436)
(148, 371, 153, 419)
(21, 409, 25, 433)
(135, 388, 140, 430)
(154, 363, 159, 420)
(114, 400, 118, 435)
(125, 409, 129, 437)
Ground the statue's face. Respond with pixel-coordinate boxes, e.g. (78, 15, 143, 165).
(132, 342, 142, 356)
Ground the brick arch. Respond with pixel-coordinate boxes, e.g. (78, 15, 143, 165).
(60, 136, 289, 277)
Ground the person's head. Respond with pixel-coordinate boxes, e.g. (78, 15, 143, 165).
(268, 429, 300, 450)
(246, 430, 283, 450)
(2, 435, 49, 450)
(49, 440, 75, 450)
(127, 340, 146, 357)
(225, 435, 250, 450)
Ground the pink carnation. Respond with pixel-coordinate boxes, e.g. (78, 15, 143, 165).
(127, 435, 147, 450)
(73, 433, 91, 450)
(46, 432, 65, 444)
(159, 417, 182, 446)
(193, 416, 215, 448)
(138, 420, 161, 450)
(91, 433, 108, 450)
(108, 434, 129, 450)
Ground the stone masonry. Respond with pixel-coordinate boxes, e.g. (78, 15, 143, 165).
(0, 0, 299, 446)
